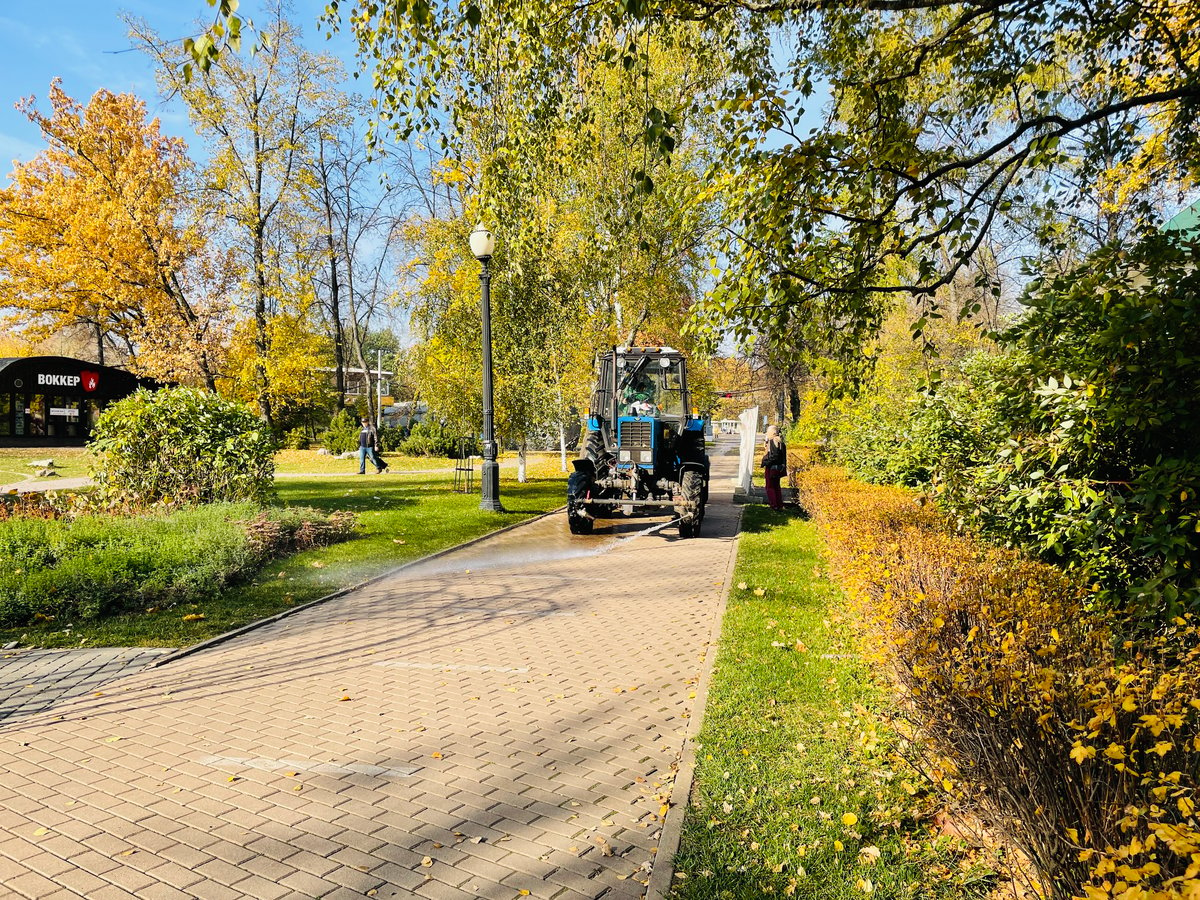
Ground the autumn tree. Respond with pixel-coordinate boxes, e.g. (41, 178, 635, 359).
(197, 0, 1200, 370)
(304, 113, 407, 414)
(391, 9, 728, 471)
(132, 5, 343, 427)
(0, 81, 228, 387)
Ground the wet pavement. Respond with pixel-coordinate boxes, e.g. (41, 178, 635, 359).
(0, 439, 744, 899)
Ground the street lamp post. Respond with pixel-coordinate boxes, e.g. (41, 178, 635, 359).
(470, 223, 504, 512)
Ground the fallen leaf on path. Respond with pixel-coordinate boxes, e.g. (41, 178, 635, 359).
(338, 695, 352, 702)
(593, 836, 615, 857)
(421, 856, 433, 867)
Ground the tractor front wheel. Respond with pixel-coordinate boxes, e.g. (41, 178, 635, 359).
(677, 470, 705, 538)
(567, 470, 594, 535)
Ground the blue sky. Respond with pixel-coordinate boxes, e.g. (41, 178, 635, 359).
(0, 1, 362, 169)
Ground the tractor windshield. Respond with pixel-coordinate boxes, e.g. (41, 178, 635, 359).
(617, 356, 686, 418)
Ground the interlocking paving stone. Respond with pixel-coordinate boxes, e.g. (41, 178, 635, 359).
(0, 442, 742, 898)
(1, 648, 170, 725)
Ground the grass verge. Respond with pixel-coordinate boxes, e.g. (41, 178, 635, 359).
(671, 505, 993, 899)
(1, 469, 564, 649)
(0, 447, 92, 484)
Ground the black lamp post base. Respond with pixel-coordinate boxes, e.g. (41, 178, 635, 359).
(479, 460, 505, 512)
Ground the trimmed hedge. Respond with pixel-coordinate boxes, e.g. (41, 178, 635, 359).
(0, 503, 356, 627)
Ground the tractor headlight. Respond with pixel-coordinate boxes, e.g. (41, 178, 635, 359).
(640, 450, 654, 463)
(619, 450, 631, 462)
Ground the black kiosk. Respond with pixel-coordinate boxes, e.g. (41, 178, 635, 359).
(0, 356, 161, 447)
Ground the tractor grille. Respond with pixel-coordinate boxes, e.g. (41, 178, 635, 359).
(618, 420, 652, 450)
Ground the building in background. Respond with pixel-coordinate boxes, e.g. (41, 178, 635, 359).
(0, 356, 161, 447)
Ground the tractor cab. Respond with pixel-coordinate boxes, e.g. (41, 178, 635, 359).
(587, 347, 704, 476)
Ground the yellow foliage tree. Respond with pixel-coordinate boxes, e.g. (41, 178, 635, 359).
(0, 80, 229, 387)
(224, 292, 332, 427)
(130, 8, 343, 427)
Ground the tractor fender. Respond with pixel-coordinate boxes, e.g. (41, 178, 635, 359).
(678, 459, 708, 478)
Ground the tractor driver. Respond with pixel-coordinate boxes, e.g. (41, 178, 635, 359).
(621, 369, 658, 416)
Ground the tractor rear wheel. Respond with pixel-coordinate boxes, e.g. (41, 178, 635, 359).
(677, 470, 705, 538)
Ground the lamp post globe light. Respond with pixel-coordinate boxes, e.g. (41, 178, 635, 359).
(471, 223, 504, 512)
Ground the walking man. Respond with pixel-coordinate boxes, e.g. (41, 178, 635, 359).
(358, 417, 389, 474)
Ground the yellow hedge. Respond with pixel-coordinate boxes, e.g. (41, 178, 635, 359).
(798, 465, 1200, 900)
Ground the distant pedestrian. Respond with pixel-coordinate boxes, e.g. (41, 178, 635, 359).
(358, 418, 389, 474)
(761, 424, 786, 511)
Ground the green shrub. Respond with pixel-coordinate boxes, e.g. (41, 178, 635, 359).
(820, 233, 1200, 619)
(377, 423, 408, 452)
(0, 503, 358, 627)
(88, 387, 275, 507)
(322, 409, 360, 454)
(936, 234, 1200, 617)
(282, 427, 311, 450)
(400, 420, 477, 457)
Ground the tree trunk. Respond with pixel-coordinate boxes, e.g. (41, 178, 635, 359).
(559, 421, 568, 473)
(518, 439, 527, 484)
(787, 374, 802, 426)
(94, 322, 105, 366)
(318, 136, 347, 409)
(251, 88, 273, 429)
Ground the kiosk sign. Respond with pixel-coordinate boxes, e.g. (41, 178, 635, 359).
(34, 370, 100, 391)
(38, 373, 81, 388)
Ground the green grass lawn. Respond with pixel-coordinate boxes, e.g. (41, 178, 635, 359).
(1, 468, 565, 649)
(672, 505, 993, 900)
(0, 447, 92, 484)
(273, 448, 569, 476)
(0, 447, 570, 481)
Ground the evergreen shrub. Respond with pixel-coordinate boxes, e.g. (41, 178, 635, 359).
(89, 387, 275, 507)
(322, 409, 360, 454)
(282, 427, 311, 450)
(400, 420, 477, 458)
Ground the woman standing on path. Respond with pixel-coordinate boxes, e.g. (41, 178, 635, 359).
(761, 425, 787, 511)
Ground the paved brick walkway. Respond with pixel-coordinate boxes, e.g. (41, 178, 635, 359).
(0, 454, 740, 899)
(0, 648, 171, 726)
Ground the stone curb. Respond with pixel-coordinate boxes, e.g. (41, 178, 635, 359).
(645, 502, 746, 900)
(148, 504, 567, 671)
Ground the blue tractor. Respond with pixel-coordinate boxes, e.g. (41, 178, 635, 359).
(567, 346, 710, 537)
